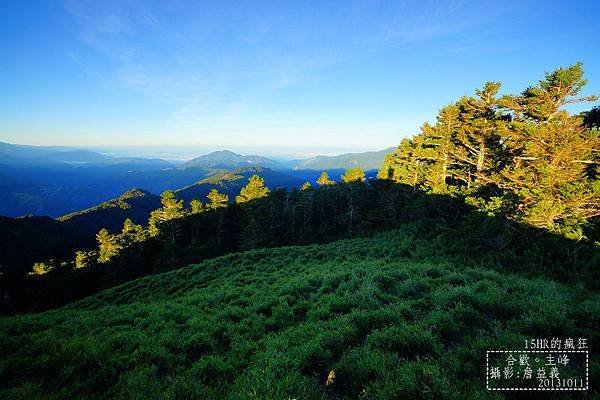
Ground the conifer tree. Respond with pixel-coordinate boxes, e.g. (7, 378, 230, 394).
(341, 167, 366, 183)
(121, 218, 145, 243)
(96, 228, 121, 263)
(378, 135, 428, 190)
(190, 199, 205, 214)
(235, 175, 270, 250)
(158, 190, 185, 220)
(498, 64, 600, 235)
(317, 171, 334, 186)
(421, 104, 461, 192)
(236, 175, 270, 204)
(583, 106, 600, 129)
(206, 189, 229, 246)
(149, 190, 185, 236)
(75, 250, 97, 269)
(207, 189, 229, 209)
(301, 181, 312, 190)
(30, 262, 52, 275)
(500, 62, 597, 121)
(452, 82, 505, 186)
(379, 62, 599, 237)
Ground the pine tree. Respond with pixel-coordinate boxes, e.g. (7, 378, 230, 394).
(149, 190, 185, 236)
(341, 167, 366, 183)
(317, 171, 334, 186)
(452, 82, 506, 186)
(421, 104, 461, 192)
(500, 62, 597, 121)
(96, 228, 121, 263)
(30, 262, 52, 275)
(495, 64, 599, 236)
(75, 250, 97, 269)
(343, 177, 366, 235)
(301, 181, 312, 190)
(158, 190, 185, 220)
(190, 199, 205, 214)
(236, 175, 270, 204)
(583, 106, 600, 129)
(378, 136, 427, 190)
(121, 218, 145, 243)
(206, 189, 229, 247)
(505, 65, 594, 234)
(207, 189, 229, 209)
(379, 63, 599, 238)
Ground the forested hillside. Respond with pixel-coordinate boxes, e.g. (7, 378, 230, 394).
(58, 189, 161, 233)
(176, 166, 305, 204)
(0, 189, 159, 268)
(2, 63, 599, 315)
(4, 175, 599, 313)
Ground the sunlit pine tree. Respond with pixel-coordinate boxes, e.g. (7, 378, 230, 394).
(236, 175, 270, 204)
(317, 171, 334, 186)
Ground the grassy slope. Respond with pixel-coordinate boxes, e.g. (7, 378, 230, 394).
(1, 228, 598, 399)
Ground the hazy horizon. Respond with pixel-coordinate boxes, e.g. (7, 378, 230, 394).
(91, 144, 394, 162)
(1, 139, 394, 161)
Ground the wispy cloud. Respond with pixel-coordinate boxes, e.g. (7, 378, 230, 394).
(62, 0, 519, 137)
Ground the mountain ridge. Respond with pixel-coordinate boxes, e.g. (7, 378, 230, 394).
(0, 142, 394, 217)
(292, 147, 395, 171)
(178, 150, 281, 170)
(0, 188, 161, 271)
(176, 166, 304, 203)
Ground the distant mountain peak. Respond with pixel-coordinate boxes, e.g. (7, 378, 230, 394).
(178, 150, 279, 170)
(119, 188, 152, 200)
(210, 150, 240, 156)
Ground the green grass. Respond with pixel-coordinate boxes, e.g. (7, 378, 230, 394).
(1, 228, 598, 399)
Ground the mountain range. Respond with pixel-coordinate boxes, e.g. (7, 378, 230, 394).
(0, 142, 172, 169)
(291, 147, 395, 171)
(0, 141, 392, 218)
(0, 142, 392, 274)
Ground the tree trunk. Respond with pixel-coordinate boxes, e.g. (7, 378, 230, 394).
(476, 141, 486, 180)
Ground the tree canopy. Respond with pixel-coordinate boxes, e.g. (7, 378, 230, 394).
(379, 63, 599, 238)
(148, 190, 185, 236)
(207, 189, 229, 209)
(96, 228, 121, 263)
(341, 167, 366, 183)
(235, 175, 270, 204)
(317, 171, 334, 186)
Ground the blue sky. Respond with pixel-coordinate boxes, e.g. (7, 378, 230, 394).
(1, 0, 599, 156)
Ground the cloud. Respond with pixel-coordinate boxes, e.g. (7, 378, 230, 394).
(62, 0, 518, 139)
